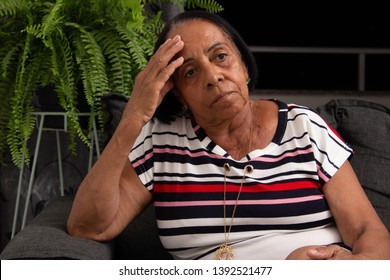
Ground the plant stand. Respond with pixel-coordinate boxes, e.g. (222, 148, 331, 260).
(11, 112, 101, 239)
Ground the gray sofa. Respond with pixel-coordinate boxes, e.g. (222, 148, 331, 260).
(1, 90, 389, 260)
(0, 195, 171, 259)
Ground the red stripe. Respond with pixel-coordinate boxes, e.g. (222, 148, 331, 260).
(154, 180, 320, 193)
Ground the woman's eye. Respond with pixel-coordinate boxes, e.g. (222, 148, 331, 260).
(185, 68, 196, 77)
(216, 53, 227, 61)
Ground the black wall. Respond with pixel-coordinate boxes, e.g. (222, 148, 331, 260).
(216, 2, 390, 90)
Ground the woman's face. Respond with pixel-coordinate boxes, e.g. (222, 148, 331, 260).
(169, 19, 250, 125)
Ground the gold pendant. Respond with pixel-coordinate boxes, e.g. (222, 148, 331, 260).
(215, 245, 233, 260)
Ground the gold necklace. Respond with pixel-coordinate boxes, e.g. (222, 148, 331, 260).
(215, 101, 254, 260)
(215, 163, 253, 260)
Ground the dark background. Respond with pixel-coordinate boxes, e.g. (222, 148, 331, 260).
(216, 2, 390, 91)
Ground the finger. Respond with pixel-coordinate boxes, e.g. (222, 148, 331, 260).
(147, 35, 184, 74)
(138, 36, 184, 95)
(306, 245, 347, 260)
(330, 246, 353, 260)
(133, 51, 183, 100)
(158, 56, 184, 89)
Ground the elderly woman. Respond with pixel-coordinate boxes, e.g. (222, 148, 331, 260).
(67, 10, 390, 260)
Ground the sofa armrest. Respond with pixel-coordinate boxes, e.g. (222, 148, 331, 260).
(0, 195, 114, 259)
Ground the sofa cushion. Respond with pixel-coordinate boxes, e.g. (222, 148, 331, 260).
(317, 99, 390, 231)
(0, 195, 114, 259)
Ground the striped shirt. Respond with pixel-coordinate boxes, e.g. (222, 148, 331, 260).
(130, 100, 353, 259)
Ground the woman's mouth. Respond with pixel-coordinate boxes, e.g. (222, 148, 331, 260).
(211, 91, 233, 106)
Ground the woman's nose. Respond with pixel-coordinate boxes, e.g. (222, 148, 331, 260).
(207, 77, 223, 88)
(205, 64, 223, 88)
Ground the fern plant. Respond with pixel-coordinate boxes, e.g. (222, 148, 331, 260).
(0, 0, 223, 168)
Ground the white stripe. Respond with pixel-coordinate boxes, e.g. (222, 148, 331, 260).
(157, 211, 333, 229)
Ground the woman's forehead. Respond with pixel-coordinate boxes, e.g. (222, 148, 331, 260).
(168, 19, 227, 40)
(169, 20, 236, 56)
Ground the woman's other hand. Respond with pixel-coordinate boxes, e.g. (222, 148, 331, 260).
(286, 244, 353, 260)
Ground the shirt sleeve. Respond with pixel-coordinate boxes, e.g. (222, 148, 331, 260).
(304, 107, 353, 184)
(128, 120, 156, 192)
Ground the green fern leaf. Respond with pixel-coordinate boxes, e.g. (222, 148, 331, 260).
(7, 41, 42, 168)
(1, 43, 20, 79)
(95, 28, 133, 95)
(184, 0, 224, 13)
(0, 0, 28, 17)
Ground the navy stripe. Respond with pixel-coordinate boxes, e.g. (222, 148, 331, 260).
(155, 199, 330, 220)
(154, 186, 323, 202)
(158, 218, 335, 236)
